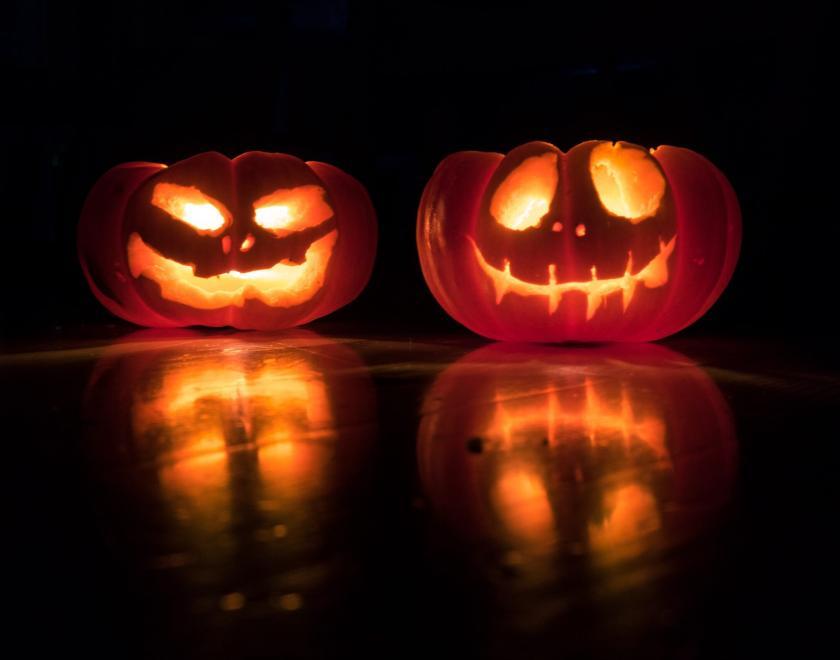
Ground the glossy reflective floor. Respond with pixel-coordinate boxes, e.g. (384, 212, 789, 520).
(4, 327, 836, 658)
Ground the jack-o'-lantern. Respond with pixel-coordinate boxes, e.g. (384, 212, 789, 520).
(82, 330, 376, 609)
(79, 152, 377, 329)
(417, 140, 741, 342)
(417, 343, 737, 574)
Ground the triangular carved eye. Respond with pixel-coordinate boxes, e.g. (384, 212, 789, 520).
(589, 143, 665, 222)
(491, 152, 558, 231)
(253, 185, 333, 237)
(152, 183, 231, 235)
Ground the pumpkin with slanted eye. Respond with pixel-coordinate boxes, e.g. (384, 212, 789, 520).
(417, 140, 741, 342)
(79, 151, 377, 329)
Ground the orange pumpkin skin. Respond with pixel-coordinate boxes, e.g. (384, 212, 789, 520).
(417, 140, 741, 342)
(79, 152, 377, 330)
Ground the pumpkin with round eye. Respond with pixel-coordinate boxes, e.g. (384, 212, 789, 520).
(417, 140, 741, 342)
(79, 151, 377, 329)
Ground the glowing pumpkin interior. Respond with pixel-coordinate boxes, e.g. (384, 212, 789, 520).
(472, 141, 676, 320)
(128, 182, 339, 310)
(589, 142, 666, 222)
(490, 152, 559, 231)
(152, 183, 231, 234)
(252, 184, 335, 237)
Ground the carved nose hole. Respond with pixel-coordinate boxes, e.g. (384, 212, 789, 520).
(552, 222, 563, 233)
(240, 233, 255, 252)
(575, 223, 587, 237)
(221, 235, 232, 254)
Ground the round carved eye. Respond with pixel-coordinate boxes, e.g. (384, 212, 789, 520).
(253, 185, 334, 238)
(152, 182, 231, 235)
(589, 143, 666, 222)
(490, 152, 559, 231)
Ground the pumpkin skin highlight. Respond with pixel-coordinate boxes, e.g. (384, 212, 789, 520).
(79, 151, 377, 330)
(417, 140, 741, 342)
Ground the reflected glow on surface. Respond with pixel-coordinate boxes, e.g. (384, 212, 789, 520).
(418, 344, 737, 571)
(588, 483, 660, 558)
(132, 357, 334, 458)
(493, 465, 556, 545)
(83, 330, 376, 609)
(485, 376, 667, 458)
(130, 354, 336, 526)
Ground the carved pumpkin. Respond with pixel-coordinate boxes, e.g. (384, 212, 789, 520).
(417, 140, 741, 342)
(417, 343, 737, 566)
(79, 152, 377, 329)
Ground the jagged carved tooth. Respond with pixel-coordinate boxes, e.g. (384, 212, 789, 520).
(548, 291, 562, 314)
(590, 265, 598, 281)
(625, 250, 634, 275)
(622, 277, 638, 312)
(547, 264, 561, 314)
(493, 260, 511, 304)
(586, 292, 603, 321)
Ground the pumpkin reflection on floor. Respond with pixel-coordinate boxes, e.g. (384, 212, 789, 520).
(130, 344, 338, 536)
(418, 343, 738, 584)
(83, 330, 375, 618)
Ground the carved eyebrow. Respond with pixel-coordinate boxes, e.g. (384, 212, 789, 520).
(253, 184, 334, 237)
(151, 182, 231, 234)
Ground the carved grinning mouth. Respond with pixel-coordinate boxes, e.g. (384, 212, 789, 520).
(127, 230, 338, 310)
(469, 235, 677, 320)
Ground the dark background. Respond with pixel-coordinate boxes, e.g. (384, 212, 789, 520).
(1, 0, 832, 340)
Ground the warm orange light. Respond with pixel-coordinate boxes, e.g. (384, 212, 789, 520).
(470, 234, 676, 319)
(152, 182, 230, 234)
(474, 374, 670, 556)
(253, 185, 334, 237)
(133, 358, 333, 454)
(131, 352, 337, 526)
(589, 142, 666, 222)
(418, 342, 738, 579)
(575, 223, 586, 237)
(588, 483, 661, 556)
(484, 377, 667, 458)
(490, 152, 558, 230)
(127, 229, 337, 309)
(493, 466, 555, 545)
